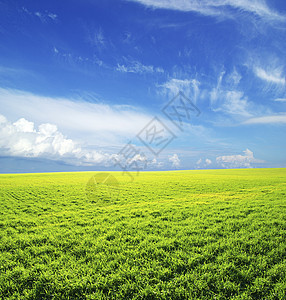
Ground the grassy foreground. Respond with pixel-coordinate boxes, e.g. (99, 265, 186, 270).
(0, 168, 285, 299)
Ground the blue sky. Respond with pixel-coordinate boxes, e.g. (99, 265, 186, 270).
(0, 0, 286, 173)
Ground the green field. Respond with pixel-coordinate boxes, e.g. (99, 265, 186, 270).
(0, 168, 285, 299)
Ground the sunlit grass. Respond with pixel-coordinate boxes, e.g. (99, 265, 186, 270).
(0, 169, 285, 299)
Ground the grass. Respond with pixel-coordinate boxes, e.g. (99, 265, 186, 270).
(0, 168, 285, 299)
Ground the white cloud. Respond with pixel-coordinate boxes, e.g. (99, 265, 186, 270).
(0, 114, 113, 166)
(210, 72, 252, 117)
(226, 68, 241, 86)
(34, 11, 58, 23)
(47, 13, 57, 21)
(52, 48, 104, 68)
(274, 98, 286, 102)
(147, 158, 164, 169)
(209, 70, 279, 120)
(221, 91, 252, 117)
(127, 0, 285, 22)
(88, 28, 105, 49)
(127, 153, 148, 166)
(0, 65, 36, 80)
(34, 12, 42, 18)
(243, 114, 286, 125)
(196, 157, 212, 168)
(169, 153, 180, 168)
(14, 118, 35, 133)
(210, 71, 225, 105)
(216, 149, 264, 168)
(159, 78, 200, 103)
(0, 89, 182, 168)
(0, 88, 154, 147)
(254, 67, 286, 85)
(116, 59, 163, 74)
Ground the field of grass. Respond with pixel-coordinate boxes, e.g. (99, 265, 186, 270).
(0, 168, 285, 299)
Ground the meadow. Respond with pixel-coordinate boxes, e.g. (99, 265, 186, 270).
(0, 168, 285, 299)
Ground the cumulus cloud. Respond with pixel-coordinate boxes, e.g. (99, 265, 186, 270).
(169, 153, 180, 168)
(0, 89, 181, 169)
(127, 0, 285, 22)
(148, 158, 164, 169)
(115, 153, 165, 171)
(216, 149, 264, 168)
(0, 114, 113, 166)
(196, 157, 212, 168)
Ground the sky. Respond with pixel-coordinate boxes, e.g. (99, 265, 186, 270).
(0, 0, 286, 173)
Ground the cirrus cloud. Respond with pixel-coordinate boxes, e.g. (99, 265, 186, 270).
(254, 67, 286, 85)
(0, 88, 154, 147)
(127, 0, 285, 22)
(243, 114, 286, 125)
